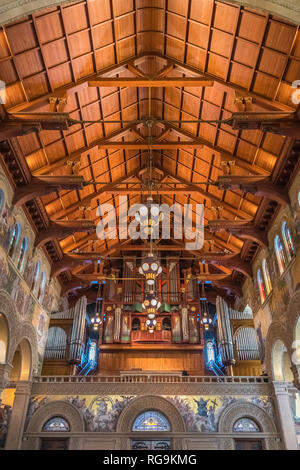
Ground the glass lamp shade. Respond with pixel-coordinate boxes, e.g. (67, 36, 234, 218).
(143, 291, 160, 315)
(91, 312, 102, 330)
(201, 313, 212, 331)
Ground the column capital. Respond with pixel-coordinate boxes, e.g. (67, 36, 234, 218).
(273, 381, 290, 395)
(15, 381, 33, 395)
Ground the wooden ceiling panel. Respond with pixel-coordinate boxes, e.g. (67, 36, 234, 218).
(186, 44, 206, 70)
(2, 0, 299, 288)
(95, 45, 116, 69)
(6, 21, 37, 53)
(48, 62, 73, 89)
(165, 36, 185, 62)
(259, 49, 286, 77)
(264, 21, 297, 54)
(213, 2, 240, 34)
(233, 39, 259, 68)
(238, 11, 267, 43)
(190, 0, 213, 25)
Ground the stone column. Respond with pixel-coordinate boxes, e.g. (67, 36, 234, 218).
(5, 381, 32, 450)
(273, 381, 298, 450)
(0, 363, 12, 398)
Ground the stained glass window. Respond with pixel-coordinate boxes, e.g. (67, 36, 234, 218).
(16, 237, 28, 272)
(38, 271, 46, 302)
(281, 221, 295, 261)
(274, 235, 286, 275)
(233, 418, 260, 433)
(257, 269, 266, 304)
(132, 411, 171, 432)
(262, 259, 272, 295)
(42, 417, 70, 432)
(0, 189, 4, 217)
(31, 261, 40, 292)
(8, 223, 20, 259)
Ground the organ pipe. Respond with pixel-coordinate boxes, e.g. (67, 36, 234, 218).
(216, 296, 235, 366)
(69, 296, 87, 364)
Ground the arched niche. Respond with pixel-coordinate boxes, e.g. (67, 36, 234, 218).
(27, 400, 84, 434)
(10, 338, 32, 381)
(116, 395, 185, 434)
(272, 339, 293, 382)
(218, 401, 278, 450)
(0, 313, 8, 363)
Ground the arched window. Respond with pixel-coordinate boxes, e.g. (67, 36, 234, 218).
(38, 271, 46, 303)
(16, 237, 28, 272)
(233, 418, 260, 433)
(281, 221, 295, 261)
(262, 259, 272, 295)
(0, 189, 4, 217)
(42, 417, 70, 432)
(162, 317, 171, 330)
(132, 411, 171, 432)
(132, 318, 140, 331)
(257, 269, 266, 304)
(8, 223, 20, 259)
(31, 261, 41, 293)
(274, 235, 286, 275)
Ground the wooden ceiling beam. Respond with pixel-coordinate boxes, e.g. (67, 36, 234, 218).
(158, 167, 251, 220)
(163, 122, 270, 176)
(53, 168, 141, 220)
(88, 77, 214, 88)
(151, 54, 296, 113)
(207, 219, 269, 248)
(217, 175, 290, 206)
(12, 175, 85, 206)
(97, 142, 204, 149)
(35, 220, 96, 249)
(32, 124, 136, 176)
(5, 59, 136, 113)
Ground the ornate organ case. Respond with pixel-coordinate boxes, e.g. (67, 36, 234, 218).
(98, 258, 205, 375)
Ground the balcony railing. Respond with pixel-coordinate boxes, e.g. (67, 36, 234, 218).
(32, 374, 270, 384)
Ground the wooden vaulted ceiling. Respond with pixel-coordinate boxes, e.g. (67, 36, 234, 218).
(1, 0, 300, 300)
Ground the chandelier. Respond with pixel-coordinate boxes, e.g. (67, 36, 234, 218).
(138, 253, 162, 286)
(200, 282, 212, 331)
(142, 290, 161, 333)
(91, 312, 102, 331)
(135, 196, 164, 237)
(142, 291, 161, 314)
(91, 283, 103, 331)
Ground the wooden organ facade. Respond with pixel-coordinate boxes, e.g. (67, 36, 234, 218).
(97, 258, 205, 376)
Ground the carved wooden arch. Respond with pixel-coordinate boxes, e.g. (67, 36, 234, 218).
(26, 400, 85, 433)
(218, 401, 278, 450)
(264, 321, 291, 378)
(116, 395, 186, 433)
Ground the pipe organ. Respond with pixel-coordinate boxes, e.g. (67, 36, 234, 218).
(41, 261, 262, 377)
(42, 297, 88, 375)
